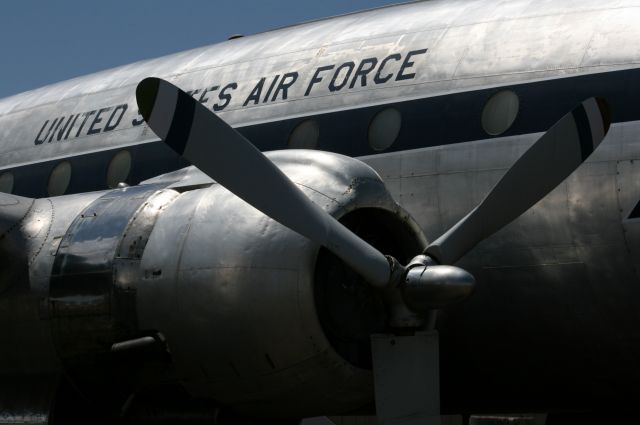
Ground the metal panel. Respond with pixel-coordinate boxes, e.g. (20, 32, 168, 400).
(136, 150, 426, 417)
(47, 183, 175, 408)
(371, 332, 440, 425)
(4, 1, 640, 172)
(617, 159, 640, 280)
(365, 122, 640, 411)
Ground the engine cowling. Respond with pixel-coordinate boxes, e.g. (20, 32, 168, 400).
(38, 150, 426, 418)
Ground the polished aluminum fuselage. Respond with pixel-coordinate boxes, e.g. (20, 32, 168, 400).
(3, 0, 639, 179)
(2, 0, 640, 415)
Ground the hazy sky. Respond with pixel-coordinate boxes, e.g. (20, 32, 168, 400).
(0, 0, 402, 99)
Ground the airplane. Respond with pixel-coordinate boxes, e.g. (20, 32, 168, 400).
(0, 0, 637, 424)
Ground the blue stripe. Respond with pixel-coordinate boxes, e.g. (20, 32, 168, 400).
(4, 67, 638, 197)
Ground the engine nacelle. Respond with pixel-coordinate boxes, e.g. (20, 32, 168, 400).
(135, 151, 426, 417)
(7, 150, 426, 419)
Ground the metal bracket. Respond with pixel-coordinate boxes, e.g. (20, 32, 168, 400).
(371, 331, 441, 425)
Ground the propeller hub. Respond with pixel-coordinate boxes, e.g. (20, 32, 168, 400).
(400, 255, 475, 313)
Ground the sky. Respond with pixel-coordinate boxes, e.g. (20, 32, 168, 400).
(0, 0, 402, 99)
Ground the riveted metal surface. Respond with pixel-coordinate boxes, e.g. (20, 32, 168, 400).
(616, 159, 640, 279)
(0, 193, 33, 294)
(112, 189, 180, 330)
(0, 192, 104, 387)
(47, 183, 176, 406)
(3, 0, 640, 418)
(362, 122, 640, 411)
(136, 150, 426, 417)
(3, 0, 640, 177)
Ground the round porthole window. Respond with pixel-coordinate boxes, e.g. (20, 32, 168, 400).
(48, 161, 72, 197)
(481, 90, 519, 136)
(106, 150, 132, 188)
(289, 120, 319, 149)
(0, 172, 14, 194)
(369, 108, 402, 151)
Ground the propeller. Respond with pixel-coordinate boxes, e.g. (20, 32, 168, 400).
(136, 77, 610, 425)
(136, 77, 609, 304)
(425, 97, 610, 265)
(136, 77, 391, 288)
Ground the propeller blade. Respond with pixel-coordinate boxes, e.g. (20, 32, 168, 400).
(426, 97, 610, 265)
(136, 77, 391, 287)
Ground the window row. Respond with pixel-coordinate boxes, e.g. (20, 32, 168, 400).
(0, 149, 132, 196)
(0, 90, 520, 196)
(288, 89, 520, 150)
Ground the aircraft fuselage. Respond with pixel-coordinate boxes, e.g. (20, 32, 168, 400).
(1, 0, 640, 418)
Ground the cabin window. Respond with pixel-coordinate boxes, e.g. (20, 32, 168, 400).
(48, 162, 72, 196)
(288, 119, 319, 149)
(0, 172, 14, 194)
(106, 150, 132, 188)
(481, 90, 519, 136)
(369, 107, 401, 151)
